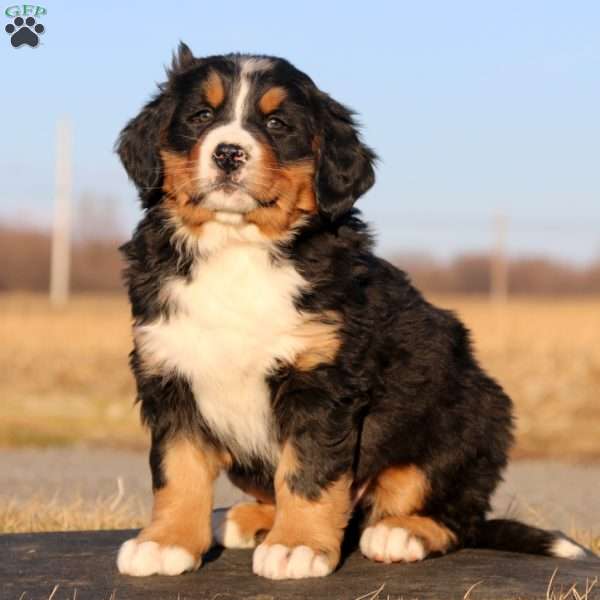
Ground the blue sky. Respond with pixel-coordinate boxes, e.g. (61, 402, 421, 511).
(2, 0, 599, 261)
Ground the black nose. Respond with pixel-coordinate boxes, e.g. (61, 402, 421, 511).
(212, 143, 247, 173)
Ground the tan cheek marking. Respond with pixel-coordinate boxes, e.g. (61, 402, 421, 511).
(161, 148, 215, 231)
(161, 148, 196, 200)
(258, 86, 288, 114)
(245, 148, 318, 239)
(294, 311, 342, 371)
(263, 443, 351, 565)
(378, 515, 457, 553)
(137, 437, 223, 558)
(203, 70, 225, 108)
(367, 465, 430, 522)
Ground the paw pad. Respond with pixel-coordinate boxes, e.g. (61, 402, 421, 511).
(5, 16, 44, 48)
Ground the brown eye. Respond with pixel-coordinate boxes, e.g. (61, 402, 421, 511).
(189, 108, 214, 123)
(266, 116, 286, 130)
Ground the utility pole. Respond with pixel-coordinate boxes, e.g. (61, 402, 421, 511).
(50, 119, 72, 307)
(490, 213, 508, 304)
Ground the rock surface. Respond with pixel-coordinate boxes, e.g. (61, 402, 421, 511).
(2, 529, 599, 600)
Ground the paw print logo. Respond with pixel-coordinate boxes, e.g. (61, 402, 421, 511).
(5, 16, 45, 48)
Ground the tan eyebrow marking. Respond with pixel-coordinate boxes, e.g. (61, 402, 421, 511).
(258, 86, 288, 114)
(203, 70, 225, 108)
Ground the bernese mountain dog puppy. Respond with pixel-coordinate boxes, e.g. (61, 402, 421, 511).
(116, 43, 584, 579)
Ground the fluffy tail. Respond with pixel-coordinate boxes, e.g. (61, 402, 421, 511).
(471, 519, 585, 559)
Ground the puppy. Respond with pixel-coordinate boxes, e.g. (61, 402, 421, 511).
(116, 44, 584, 579)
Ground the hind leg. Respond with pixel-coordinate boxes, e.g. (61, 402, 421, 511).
(213, 472, 276, 549)
(213, 502, 276, 549)
(359, 465, 457, 563)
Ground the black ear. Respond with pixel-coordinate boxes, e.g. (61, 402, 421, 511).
(316, 94, 377, 221)
(116, 43, 195, 207)
(170, 41, 195, 73)
(116, 94, 170, 206)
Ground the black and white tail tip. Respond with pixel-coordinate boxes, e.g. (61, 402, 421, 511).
(550, 538, 586, 560)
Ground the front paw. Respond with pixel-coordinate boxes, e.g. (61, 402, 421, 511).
(252, 543, 333, 579)
(117, 538, 201, 576)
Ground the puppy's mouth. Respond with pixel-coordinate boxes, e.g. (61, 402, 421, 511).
(190, 181, 278, 211)
(189, 181, 239, 204)
(254, 197, 279, 208)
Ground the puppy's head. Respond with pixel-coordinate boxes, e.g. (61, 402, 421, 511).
(117, 43, 376, 237)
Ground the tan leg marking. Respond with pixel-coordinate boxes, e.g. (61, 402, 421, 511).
(139, 437, 220, 554)
(378, 515, 456, 553)
(360, 515, 457, 563)
(360, 465, 456, 563)
(229, 503, 276, 538)
(252, 443, 352, 579)
(216, 472, 276, 549)
(367, 464, 429, 522)
(117, 437, 221, 576)
(214, 502, 276, 549)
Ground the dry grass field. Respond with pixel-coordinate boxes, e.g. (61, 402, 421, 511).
(0, 292, 599, 458)
(0, 293, 143, 448)
(0, 492, 146, 534)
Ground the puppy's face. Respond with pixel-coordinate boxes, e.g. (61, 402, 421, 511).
(118, 44, 376, 238)
(162, 55, 319, 236)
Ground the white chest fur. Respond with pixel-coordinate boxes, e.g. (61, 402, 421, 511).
(135, 222, 309, 463)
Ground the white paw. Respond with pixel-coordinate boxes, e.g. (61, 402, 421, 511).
(252, 543, 333, 579)
(360, 525, 426, 563)
(117, 538, 200, 576)
(212, 511, 256, 549)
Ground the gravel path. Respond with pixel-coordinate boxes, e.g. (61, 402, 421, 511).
(1, 448, 598, 532)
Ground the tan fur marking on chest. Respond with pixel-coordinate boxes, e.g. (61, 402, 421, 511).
(293, 311, 342, 370)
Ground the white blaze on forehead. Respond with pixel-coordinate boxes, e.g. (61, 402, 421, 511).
(233, 58, 272, 123)
(196, 58, 273, 212)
